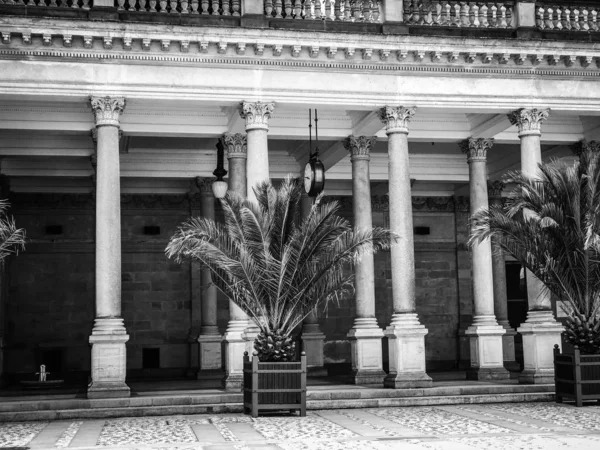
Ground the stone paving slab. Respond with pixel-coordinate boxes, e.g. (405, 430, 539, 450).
(1, 402, 600, 449)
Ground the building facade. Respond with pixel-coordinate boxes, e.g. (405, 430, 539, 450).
(0, 0, 597, 397)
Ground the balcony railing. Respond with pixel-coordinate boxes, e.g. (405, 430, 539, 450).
(536, 3, 599, 31)
(5, 0, 91, 8)
(264, 0, 381, 23)
(116, 0, 240, 14)
(403, 1, 514, 28)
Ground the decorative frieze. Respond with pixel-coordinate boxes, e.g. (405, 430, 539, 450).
(377, 106, 416, 135)
(222, 133, 247, 159)
(344, 135, 377, 161)
(571, 140, 600, 157)
(326, 195, 467, 212)
(459, 138, 494, 162)
(507, 108, 550, 137)
(89, 96, 126, 127)
(239, 101, 274, 131)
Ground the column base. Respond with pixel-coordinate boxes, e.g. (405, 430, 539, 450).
(465, 316, 510, 380)
(301, 326, 327, 377)
(197, 333, 223, 372)
(518, 368, 556, 385)
(87, 382, 131, 399)
(347, 318, 385, 385)
(517, 310, 563, 385)
(222, 320, 247, 391)
(88, 318, 130, 399)
(384, 313, 432, 389)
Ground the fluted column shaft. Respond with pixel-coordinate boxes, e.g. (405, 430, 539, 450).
(379, 106, 431, 389)
(239, 101, 274, 201)
(88, 95, 130, 399)
(508, 108, 562, 384)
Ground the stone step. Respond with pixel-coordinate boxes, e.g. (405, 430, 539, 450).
(0, 388, 555, 422)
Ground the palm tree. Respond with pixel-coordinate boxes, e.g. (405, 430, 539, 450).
(0, 199, 25, 261)
(166, 176, 395, 362)
(469, 143, 600, 354)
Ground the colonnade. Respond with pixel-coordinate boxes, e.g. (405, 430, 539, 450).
(87, 96, 563, 398)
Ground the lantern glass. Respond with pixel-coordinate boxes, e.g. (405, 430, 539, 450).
(212, 180, 228, 199)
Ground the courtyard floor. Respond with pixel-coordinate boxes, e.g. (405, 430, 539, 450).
(1, 402, 600, 450)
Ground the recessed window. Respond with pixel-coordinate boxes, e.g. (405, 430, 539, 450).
(414, 226, 431, 235)
(143, 226, 161, 236)
(142, 348, 160, 369)
(45, 225, 63, 235)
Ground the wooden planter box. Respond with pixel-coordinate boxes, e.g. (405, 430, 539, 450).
(243, 352, 306, 418)
(554, 344, 600, 406)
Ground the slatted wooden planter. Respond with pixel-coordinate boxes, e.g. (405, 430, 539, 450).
(243, 351, 306, 418)
(554, 344, 600, 406)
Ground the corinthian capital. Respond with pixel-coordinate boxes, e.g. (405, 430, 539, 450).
(459, 138, 494, 163)
(571, 140, 600, 157)
(343, 135, 377, 160)
(507, 108, 549, 137)
(89, 96, 126, 127)
(239, 101, 275, 131)
(377, 106, 416, 134)
(195, 177, 213, 195)
(222, 133, 247, 159)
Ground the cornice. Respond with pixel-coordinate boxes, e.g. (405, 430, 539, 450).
(1, 17, 600, 76)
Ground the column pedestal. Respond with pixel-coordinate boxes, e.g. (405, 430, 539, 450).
(222, 318, 247, 391)
(499, 320, 521, 375)
(465, 316, 510, 380)
(517, 310, 563, 384)
(301, 321, 327, 377)
(384, 313, 431, 388)
(347, 318, 386, 384)
(198, 331, 222, 372)
(88, 318, 130, 399)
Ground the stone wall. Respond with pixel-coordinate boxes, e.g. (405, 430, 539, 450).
(3, 193, 473, 380)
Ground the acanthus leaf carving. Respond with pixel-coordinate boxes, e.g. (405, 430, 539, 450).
(507, 108, 550, 136)
(459, 138, 494, 162)
(377, 106, 416, 134)
(222, 133, 247, 158)
(89, 96, 126, 127)
(239, 101, 275, 131)
(343, 135, 377, 160)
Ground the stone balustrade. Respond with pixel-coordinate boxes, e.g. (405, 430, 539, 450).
(116, 0, 239, 13)
(403, 1, 514, 28)
(536, 3, 599, 31)
(4, 0, 91, 7)
(264, 0, 382, 23)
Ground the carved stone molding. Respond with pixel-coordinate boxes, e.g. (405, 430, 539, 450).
(238, 101, 275, 131)
(459, 138, 494, 162)
(89, 96, 126, 127)
(11, 193, 95, 210)
(377, 106, 416, 135)
(222, 133, 247, 159)
(507, 108, 550, 137)
(343, 135, 377, 161)
(571, 140, 600, 157)
(120, 194, 190, 210)
(487, 180, 505, 199)
(412, 196, 456, 212)
(195, 176, 214, 196)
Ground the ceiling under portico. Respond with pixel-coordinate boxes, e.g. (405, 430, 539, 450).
(0, 99, 594, 196)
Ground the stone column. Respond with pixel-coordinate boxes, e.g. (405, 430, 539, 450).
(460, 138, 509, 380)
(195, 178, 223, 376)
(300, 193, 327, 377)
(508, 108, 563, 384)
(239, 101, 274, 202)
(378, 106, 432, 388)
(221, 133, 251, 390)
(344, 135, 386, 385)
(488, 181, 520, 375)
(88, 96, 130, 399)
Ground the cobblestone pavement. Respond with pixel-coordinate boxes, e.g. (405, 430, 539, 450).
(1, 402, 600, 449)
